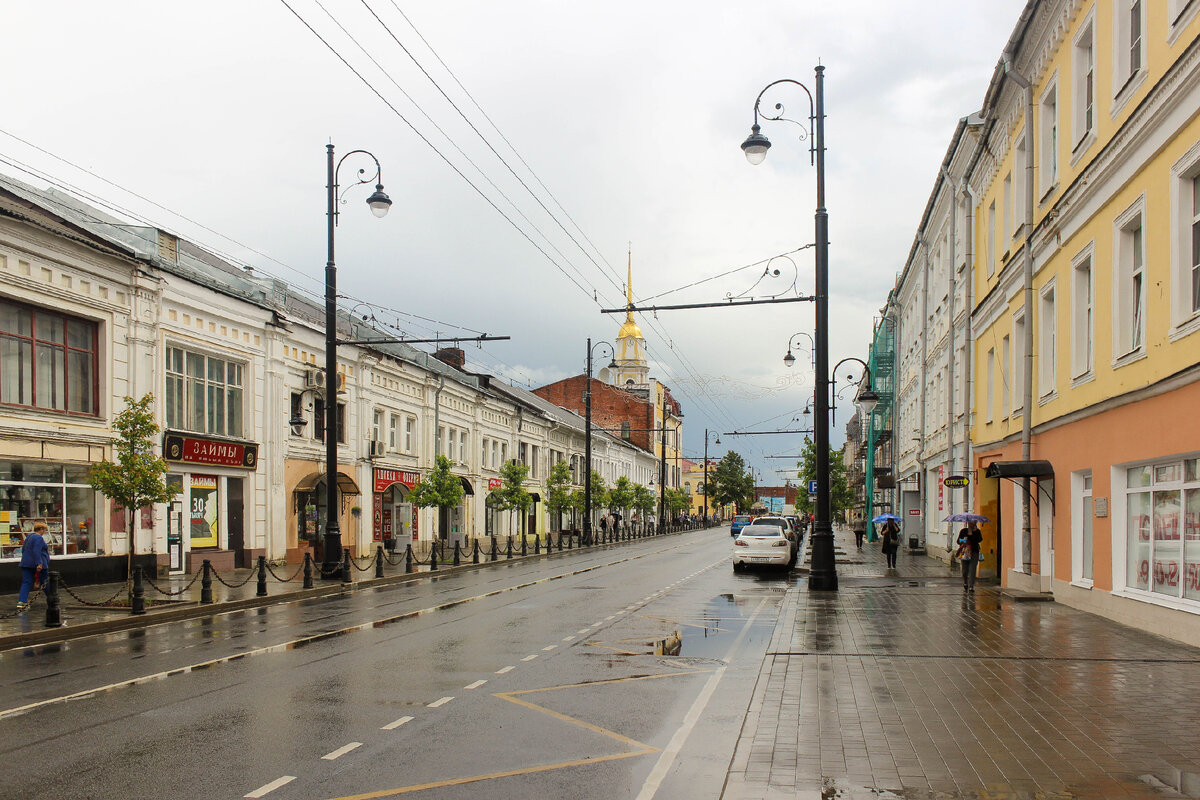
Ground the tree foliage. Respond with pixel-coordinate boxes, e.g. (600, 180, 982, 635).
(544, 459, 573, 530)
(607, 476, 635, 514)
(491, 459, 532, 534)
(709, 452, 755, 513)
(88, 394, 179, 586)
(664, 487, 691, 516)
(409, 455, 465, 511)
(632, 484, 656, 518)
(793, 438, 853, 517)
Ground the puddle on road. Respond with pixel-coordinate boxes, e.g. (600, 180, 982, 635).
(666, 592, 776, 659)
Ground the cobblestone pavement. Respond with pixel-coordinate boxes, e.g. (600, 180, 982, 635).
(723, 529, 1200, 800)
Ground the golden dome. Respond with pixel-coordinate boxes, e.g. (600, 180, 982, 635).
(618, 316, 643, 340)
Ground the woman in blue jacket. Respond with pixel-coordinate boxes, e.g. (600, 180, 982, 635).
(18, 522, 51, 613)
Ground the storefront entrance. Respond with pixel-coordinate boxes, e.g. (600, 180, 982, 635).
(373, 468, 420, 552)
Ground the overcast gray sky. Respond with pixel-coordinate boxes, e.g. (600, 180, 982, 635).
(2, 0, 1024, 484)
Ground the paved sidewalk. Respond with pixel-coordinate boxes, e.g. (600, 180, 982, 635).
(723, 528, 1200, 799)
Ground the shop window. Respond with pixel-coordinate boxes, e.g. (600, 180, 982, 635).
(189, 474, 219, 548)
(1125, 458, 1200, 601)
(0, 463, 97, 558)
(0, 300, 98, 415)
(166, 346, 244, 437)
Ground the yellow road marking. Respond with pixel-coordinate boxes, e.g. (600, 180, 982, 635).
(322, 670, 711, 800)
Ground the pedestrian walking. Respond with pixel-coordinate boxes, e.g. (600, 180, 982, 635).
(881, 519, 900, 569)
(956, 520, 984, 592)
(18, 522, 51, 613)
(852, 515, 866, 550)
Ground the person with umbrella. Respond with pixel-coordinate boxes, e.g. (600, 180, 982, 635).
(874, 513, 901, 568)
(947, 513, 988, 592)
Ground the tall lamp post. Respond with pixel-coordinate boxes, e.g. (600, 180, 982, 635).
(321, 144, 392, 579)
(741, 67, 837, 589)
(703, 429, 720, 524)
(584, 338, 617, 545)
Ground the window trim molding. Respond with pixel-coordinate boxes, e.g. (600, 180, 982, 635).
(1038, 74, 1060, 199)
(1070, 242, 1096, 380)
(1169, 139, 1200, 333)
(1071, 9, 1098, 161)
(1169, 0, 1200, 45)
(1038, 278, 1058, 399)
(1111, 0, 1148, 118)
(1112, 194, 1148, 363)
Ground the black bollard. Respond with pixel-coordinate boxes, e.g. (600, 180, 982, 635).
(43, 570, 62, 628)
(490, 536, 497, 562)
(376, 546, 385, 578)
(473, 540, 480, 564)
(430, 542, 439, 571)
(131, 565, 146, 615)
(257, 555, 268, 597)
(201, 559, 214, 603)
(506, 536, 513, 559)
(557, 532, 563, 552)
(302, 553, 314, 589)
(341, 548, 352, 582)
(521, 535, 527, 556)
(567, 531, 573, 550)
(534, 535, 540, 555)
(453, 541, 461, 567)
(405, 544, 413, 574)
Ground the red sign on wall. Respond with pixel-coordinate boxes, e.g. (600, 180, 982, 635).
(163, 432, 258, 469)
(488, 478, 502, 491)
(374, 469, 421, 493)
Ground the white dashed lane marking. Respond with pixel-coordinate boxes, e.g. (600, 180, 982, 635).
(381, 716, 413, 730)
(496, 666, 515, 674)
(562, 635, 575, 641)
(521, 654, 538, 662)
(245, 776, 296, 798)
(428, 696, 454, 708)
(464, 680, 487, 690)
(542, 645, 557, 651)
(322, 742, 362, 761)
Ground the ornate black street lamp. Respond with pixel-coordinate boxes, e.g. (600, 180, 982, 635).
(742, 66, 837, 589)
(584, 338, 617, 545)
(321, 144, 391, 579)
(783, 331, 815, 370)
(831, 357, 879, 425)
(703, 429, 720, 523)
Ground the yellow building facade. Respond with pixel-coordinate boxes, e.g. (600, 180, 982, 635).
(968, 0, 1200, 644)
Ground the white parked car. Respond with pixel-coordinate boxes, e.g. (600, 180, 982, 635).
(732, 523, 792, 571)
(748, 516, 799, 564)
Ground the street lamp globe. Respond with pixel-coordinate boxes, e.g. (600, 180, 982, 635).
(856, 387, 880, 416)
(366, 184, 393, 218)
(740, 124, 771, 165)
(783, 350, 796, 368)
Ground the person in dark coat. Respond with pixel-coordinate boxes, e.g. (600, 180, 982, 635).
(18, 522, 51, 613)
(852, 515, 866, 550)
(957, 521, 984, 592)
(881, 520, 900, 568)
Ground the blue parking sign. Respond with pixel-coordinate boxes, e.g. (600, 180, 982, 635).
(807, 479, 818, 494)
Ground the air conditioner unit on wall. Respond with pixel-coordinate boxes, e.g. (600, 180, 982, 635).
(369, 440, 385, 458)
(304, 369, 348, 393)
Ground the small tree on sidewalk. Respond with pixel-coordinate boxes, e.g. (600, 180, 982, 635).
(492, 460, 532, 540)
(88, 394, 180, 595)
(544, 459, 573, 536)
(632, 484, 656, 531)
(409, 455, 465, 545)
(607, 476, 636, 529)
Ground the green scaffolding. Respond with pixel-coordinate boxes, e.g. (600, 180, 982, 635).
(864, 315, 895, 541)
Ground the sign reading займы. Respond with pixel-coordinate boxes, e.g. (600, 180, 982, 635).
(163, 432, 258, 469)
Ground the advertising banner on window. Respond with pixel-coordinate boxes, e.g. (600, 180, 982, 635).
(190, 474, 219, 548)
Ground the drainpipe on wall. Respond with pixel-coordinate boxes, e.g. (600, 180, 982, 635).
(1003, 50, 1036, 575)
(918, 238, 930, 546)
(941, 166, 957, 540)
(962, 180, 977, 524)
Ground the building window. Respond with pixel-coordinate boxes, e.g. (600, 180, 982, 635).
(1012, 311, 1026, 414)
(404, 416, 414, 454)
(165, 346, 243, 436)
(0, 300, 98, 416)
(312, 397, 346, 444)
(1039, 81, 1058, 196)
(373, 409, 383, 444)
(1003, 173, 1013, 242)
(458, 429, 467, 464)
(1000, 335, 1011, 417)
(987, 201, 997, 277)
(1115, 202, 1147, 357)
(1014, 132, 1027, 231)
(1125, 458, 1200, 602)
(985, 348, 995, 423)
(1075, 471, 1094, 584)
(0, 463, 97, 559)
(1072, 248, 1094, 377)
(1039, 283, 1057, 397)
(438, 425, 447, 457)
(1115, 0, 1146, 95)
(1073, 18, 1095, 147)
(389, 413, 399, 450)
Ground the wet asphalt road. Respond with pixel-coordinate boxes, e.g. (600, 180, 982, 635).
(0, 530, 787, 800)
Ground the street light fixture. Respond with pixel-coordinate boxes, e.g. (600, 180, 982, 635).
(742, 67, 836, 590)
(783, 331, 815, 370)
(321, 143, 391, 579)
(831, 357, 878, 424)
(584, 338, 617, 545)
(703, 429, 721, 524)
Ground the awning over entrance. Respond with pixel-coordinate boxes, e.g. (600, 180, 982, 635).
(294, 471, 362, 495)
(985, 460, 1054, 479)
